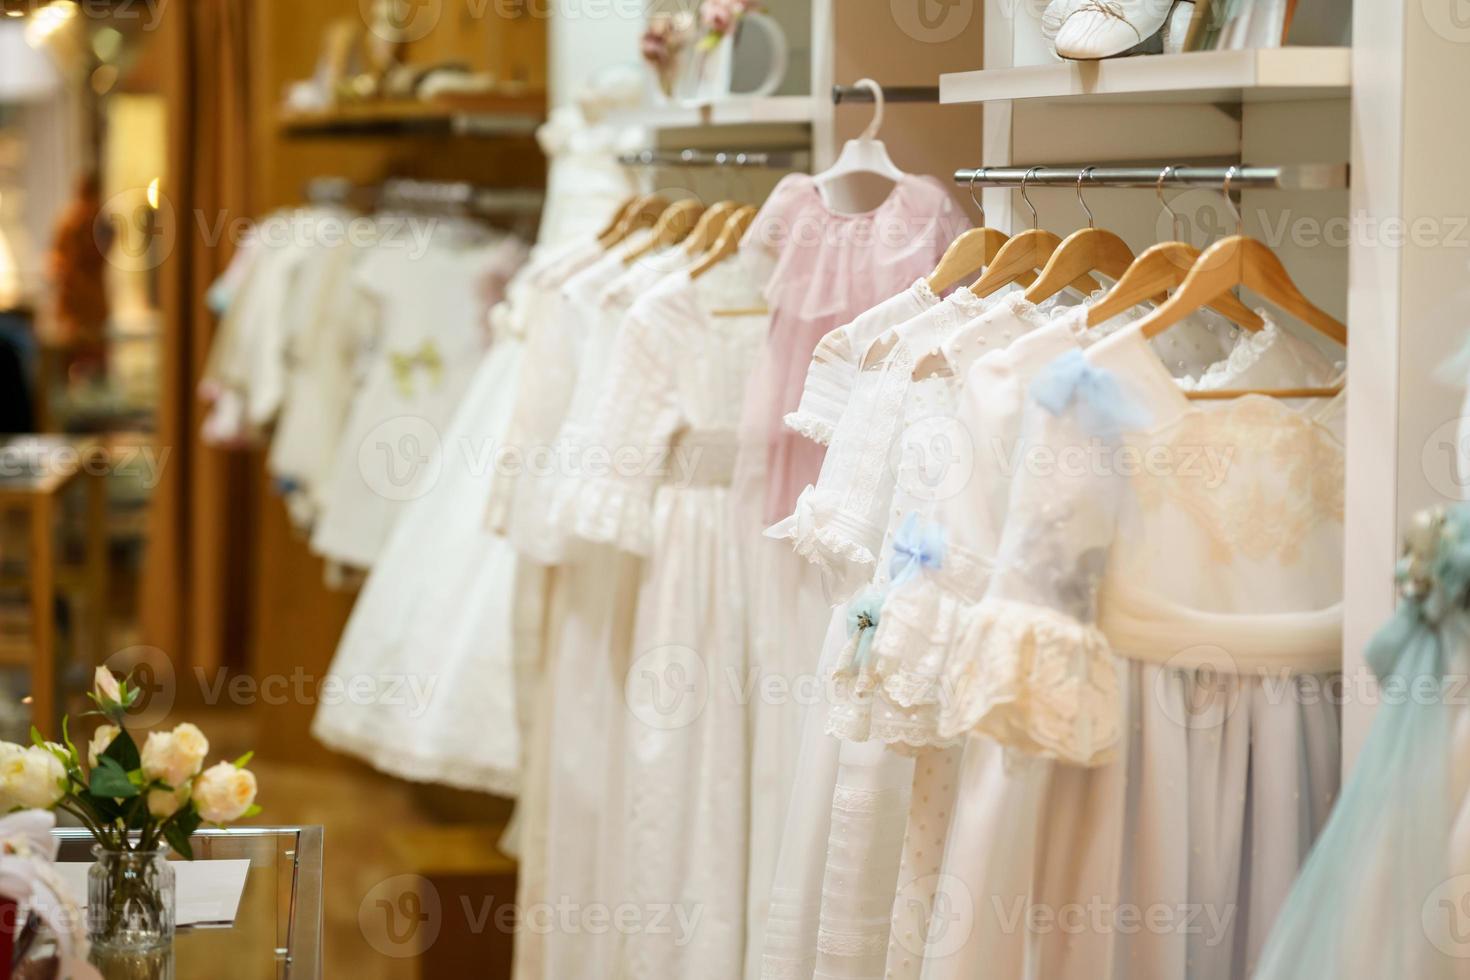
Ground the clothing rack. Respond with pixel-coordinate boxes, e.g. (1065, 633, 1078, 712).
(831, 84, 940, 104)
(618, 148, 809, 170)
(377, 178, 544, 215)
(952, 164, 1349, 191)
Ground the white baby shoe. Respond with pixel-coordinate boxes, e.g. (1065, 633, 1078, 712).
(1054, 0, 1178, 60)
(1161, 0, 1195, 53)
(1041, 0, 1084, 41)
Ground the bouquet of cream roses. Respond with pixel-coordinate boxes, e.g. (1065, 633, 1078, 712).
(0, 669, 260, 859)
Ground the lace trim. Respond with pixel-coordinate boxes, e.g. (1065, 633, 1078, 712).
(817, 929, 890, 958)
(1175, 316, 1281, 391)
(784, 410, 837, 446)
(937, 596, 1120, 766)
(768, 488, 880, 571)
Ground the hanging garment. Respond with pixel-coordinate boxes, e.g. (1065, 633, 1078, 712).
(551, 250, 772, 980)
(1250, 502, 1470, 980)
(266, 236, 379, 530)
(309, 230, 523, 570)
(919, 321, 1345, 980)
(742, 173, 970, 523)
(744, 279, 958, 980)
(310, 290, 526, 794)
(531, 232, 701, 980)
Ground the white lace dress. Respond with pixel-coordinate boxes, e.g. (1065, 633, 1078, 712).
(310, 293, 525, 794)
(536, 235, 699, 980)
(767, 295, 1245, 980)
(553, 253, 770, 980)
(743, 278, 943, 980)
(917, 321, 1344, 980)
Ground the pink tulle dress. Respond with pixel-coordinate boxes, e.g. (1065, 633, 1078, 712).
(740, 173, 970, 523)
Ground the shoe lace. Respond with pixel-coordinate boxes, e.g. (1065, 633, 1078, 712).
(1070, 0, 1145, 39)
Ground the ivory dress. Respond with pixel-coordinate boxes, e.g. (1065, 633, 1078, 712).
(310, 293, 525, 794)
(917, 321, 1345, 980)
(310, 230, 525, 569)
(537, 236, 699, 980)
(767, 295, 1245, 980)
(553, 251, 771, 980)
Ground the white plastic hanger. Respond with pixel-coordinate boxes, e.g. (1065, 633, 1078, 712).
(813, 78, 906, 209)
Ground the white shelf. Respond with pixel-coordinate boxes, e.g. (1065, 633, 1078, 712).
(940, 48, 1351, 106)
(605, 94, 814, 129)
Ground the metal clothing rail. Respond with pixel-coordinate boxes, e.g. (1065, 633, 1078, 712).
(952, 163, 1349, 191)
(618, 148, 808, 170)
(377, 178, 545, 215)
(832, 84, 941, 104)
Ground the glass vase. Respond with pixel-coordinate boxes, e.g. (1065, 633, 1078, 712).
(87, 846, 175, 953)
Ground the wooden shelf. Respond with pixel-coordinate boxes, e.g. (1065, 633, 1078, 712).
(605, 94, 814, 129)
(940, 47, 1351, 106)
(279, 94, 546, 139)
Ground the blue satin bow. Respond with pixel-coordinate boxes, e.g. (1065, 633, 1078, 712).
(889, 512, 946, 586)
(845, 591, 885, 675)
(1030, 349, 1151, 439)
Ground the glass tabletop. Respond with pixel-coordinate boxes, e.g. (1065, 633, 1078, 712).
(52, 827, 323, 979)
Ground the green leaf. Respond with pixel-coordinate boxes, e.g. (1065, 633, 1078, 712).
(164, 808, 201, 861)
(89, 757, 139, 799)
(76, 789, 124, 823)
(61, 716, 78, 762)
(29, 726, 43, 749)
(163, 822, 193, 861)
(232, 751, 254, 770)
(243, 804, 262, 818)
(101, 729, 141, 772)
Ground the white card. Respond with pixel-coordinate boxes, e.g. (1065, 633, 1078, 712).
(54, 859, 252, 927)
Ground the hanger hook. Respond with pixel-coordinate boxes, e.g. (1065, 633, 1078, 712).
(1021, 167, 1041, 230)
(1076, 166, 1096, 229)
(1222, 165, 1243, 236)
(1156, 165, 1183, 241)
(855, 78, 884, 140)
(968, 168, 986, 226)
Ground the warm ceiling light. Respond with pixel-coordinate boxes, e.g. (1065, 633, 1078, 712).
(147, 178, 161, 210)
(24, 1, 77, 47)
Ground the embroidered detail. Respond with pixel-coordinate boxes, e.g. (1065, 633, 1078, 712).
(389, 340, 444, 398)
(938, 596, 1120, 766)
(1130, 396, 1345, 564)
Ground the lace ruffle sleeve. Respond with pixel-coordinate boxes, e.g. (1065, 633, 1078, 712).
(935, 350, 1149, 766)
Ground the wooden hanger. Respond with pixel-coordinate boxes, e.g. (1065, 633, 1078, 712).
(684, 201, 742, 257)
(595, 196, 639, 246)
(600, 194, 667, 248)
(622, 199, 706, 263)
(926, 172, 1034, 294)
(1087, 168, 1263, 330)
(970, 169, 1100, 299)
(1132, 168, 1346, 399)
(689, 206, 756, 280)
(1023, 169, 1136, 304)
